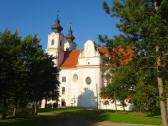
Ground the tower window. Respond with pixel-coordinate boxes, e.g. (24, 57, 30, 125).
(51, 39, 55, 45)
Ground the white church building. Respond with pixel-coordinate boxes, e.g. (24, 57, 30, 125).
(41, 16, 133, 111)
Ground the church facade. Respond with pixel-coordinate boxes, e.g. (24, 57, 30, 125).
(41, 17, 133, 111)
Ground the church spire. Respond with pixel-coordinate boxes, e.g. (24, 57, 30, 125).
(52, 15, 63, 33)
(66, 24, 75, 43)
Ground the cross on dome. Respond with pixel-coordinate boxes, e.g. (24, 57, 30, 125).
(52, 15, 63, 33)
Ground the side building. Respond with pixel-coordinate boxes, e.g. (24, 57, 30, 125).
(41, 16, 134, 111)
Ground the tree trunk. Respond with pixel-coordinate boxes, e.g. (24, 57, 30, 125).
(156, 45, 168, 126)
(157, 76, 168, 126)
(32, 101, 37, 115)
(13, 107, 16, 117)
(123, 105, 125, 111)
(45, 97, 48, 108)
(114, 93, 117, 111)
(96, 83, 99, 109)
(13, 98, 17, 117)
(2, 98, 7, 119)
(34, 101, 37, 115)
(122, 101, 125, 111)
(167, 97, 168, 120)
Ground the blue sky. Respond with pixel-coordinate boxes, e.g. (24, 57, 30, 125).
(0, 0, 120, 49)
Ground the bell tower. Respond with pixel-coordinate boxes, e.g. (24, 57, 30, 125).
(64, 25, 76, 51)
(47, 16, 64, 67)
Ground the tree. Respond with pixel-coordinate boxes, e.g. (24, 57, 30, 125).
(0, 30, 22, 118)
(0, 30, 59, 117)
(100, 61, 137, 111)
(101, 0, 168, 125)
(20, 35, 59, 114)
(99, 36, 135, 111)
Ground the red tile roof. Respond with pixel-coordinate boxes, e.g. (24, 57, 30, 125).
(60, 47, 134, 68)
(61, 50, 80, 68)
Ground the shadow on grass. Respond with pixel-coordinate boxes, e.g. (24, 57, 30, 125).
(0, 108, 161, 126)
(0, 109, 105, 126)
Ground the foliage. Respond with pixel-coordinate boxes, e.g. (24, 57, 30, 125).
(0, 30, 59, 118)
(100, 1, 168, 121)
(101, 63, 137, 110)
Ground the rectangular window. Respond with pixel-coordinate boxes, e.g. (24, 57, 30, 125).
(62, 87, 65, 95)
(62, 76, 66, 82)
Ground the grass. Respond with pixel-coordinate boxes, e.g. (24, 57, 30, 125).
(0, 108, 161, 126)
(99, 111, 161, 125)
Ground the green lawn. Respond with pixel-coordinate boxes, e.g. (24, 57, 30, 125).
(99, 111, 161, 125)
(0, 108, 161, 126)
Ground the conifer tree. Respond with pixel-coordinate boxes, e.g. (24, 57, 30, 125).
(101, 0, 168, 125)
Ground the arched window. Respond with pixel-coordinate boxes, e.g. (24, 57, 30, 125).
(51, 39, 54, 45)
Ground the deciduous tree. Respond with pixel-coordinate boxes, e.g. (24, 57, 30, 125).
(0, 30, 59, 117)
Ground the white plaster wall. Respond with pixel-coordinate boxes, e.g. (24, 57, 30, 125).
(59, 66, 102, 108)
(64, 41, 76, 51)
(78, 40, 101, 66)
(99, 99, 134, 111)
(45, 39, 133, 111)
(83, 40, 97, 57)
(57, 65, 134, 111)
(78, 57, 101, 66)
(64, 41, 71, 51)
(47, 32, 60, 49)
(40, 99, 57, 108)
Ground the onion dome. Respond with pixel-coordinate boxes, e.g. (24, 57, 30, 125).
(52, 15, 63, 33)
(66, 25, 75, 43)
